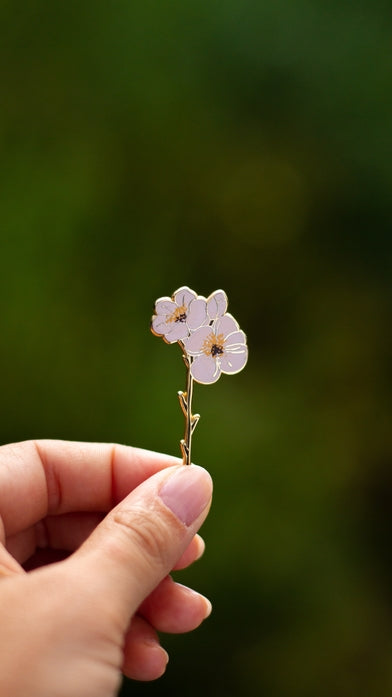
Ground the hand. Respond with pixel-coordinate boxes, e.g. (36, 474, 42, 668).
(0, 440, 213, 696)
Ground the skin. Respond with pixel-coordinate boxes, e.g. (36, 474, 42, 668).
(0, 440, 213, 696)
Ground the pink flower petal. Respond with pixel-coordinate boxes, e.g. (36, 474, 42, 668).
(165, 322, 190, 343)
(184, 326, 212, 355)
(173, 286, 197, 308)
(155, 299, 177, 316)
(207, 290, 228, 320)
(224, 330, 247, 349)
(151, 315, 168, 336)
(191, 354, 221, 384)
(220, 347, 248, 374)
(187, 298, 208, 330)
(215, 313, 239, 338)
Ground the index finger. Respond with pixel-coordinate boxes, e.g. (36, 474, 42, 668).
(0, 440, 180, 536)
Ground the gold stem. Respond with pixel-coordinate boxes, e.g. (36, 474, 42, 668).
(178, 351, 200, 465)
(184, 361, 193, 465)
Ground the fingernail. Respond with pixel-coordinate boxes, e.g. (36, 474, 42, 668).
(160, 647, 169, 666)
(159, 466, 212, 526)
(181, 587, 213, 619)
(202, 596, 213, 619)
(191, 590, 212, 619)
(177, 583, 213, 618)
(195, 535, 206, 561)
(146, 643, 169, 666)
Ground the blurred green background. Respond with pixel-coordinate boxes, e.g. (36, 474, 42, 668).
(1, 1, 392, 695)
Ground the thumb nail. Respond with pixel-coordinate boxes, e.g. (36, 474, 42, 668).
(159, 466, 212, 526)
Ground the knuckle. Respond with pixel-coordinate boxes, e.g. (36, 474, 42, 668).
(112, 506, 173, 570)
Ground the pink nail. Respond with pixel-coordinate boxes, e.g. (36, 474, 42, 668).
(159, 466, 213, 526)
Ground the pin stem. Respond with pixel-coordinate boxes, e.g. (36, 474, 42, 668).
(178, 350, 200, 465)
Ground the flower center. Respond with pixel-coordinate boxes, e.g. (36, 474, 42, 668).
(202, 332, 225, 358)
(211, 343, 224, 357)
(167, 305, 187, 323)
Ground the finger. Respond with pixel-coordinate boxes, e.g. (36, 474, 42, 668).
(139, 575, 212, 633)
(0, 544, 24, 578)
(6, 512, 104, 564)
(122, 615, 169, 681)
(0, 440, 180, 536)
(0, 518, 24, 577)
(8, 520, 204, 569)
(70, 464, 213, 629)
(173, 534, 205, 570)
(5, 528, 36, 564)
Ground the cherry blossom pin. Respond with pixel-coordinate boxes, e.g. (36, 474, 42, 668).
(151, 286, 248, 465)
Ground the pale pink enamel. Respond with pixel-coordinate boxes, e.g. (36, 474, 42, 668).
(155, 299, 177, 316)
(224, 330, 247, 348)
(215, 313, 239, 338)
(165, 322, 189, 343)
(191, 354, 221, 384)
(151, 315, 168, 335)
(187, 298, 208, 330)
(207, 290, 228, 320)
(184, 326, 212, 355)
(152, 288, 248, 379)
(220, 347, 248, 374)
(173, 286, 197, 308)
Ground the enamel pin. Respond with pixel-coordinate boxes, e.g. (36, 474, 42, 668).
(151, 287, 248, 465)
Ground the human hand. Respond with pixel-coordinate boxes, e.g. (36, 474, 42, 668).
(0, 440, 213, 696)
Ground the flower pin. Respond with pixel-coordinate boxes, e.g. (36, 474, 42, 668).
(151, 286, 248, 465)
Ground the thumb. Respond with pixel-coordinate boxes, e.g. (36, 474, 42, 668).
(72, 464, 213, 625)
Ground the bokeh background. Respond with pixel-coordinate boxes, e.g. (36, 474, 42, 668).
(1, 2, 392, 695)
